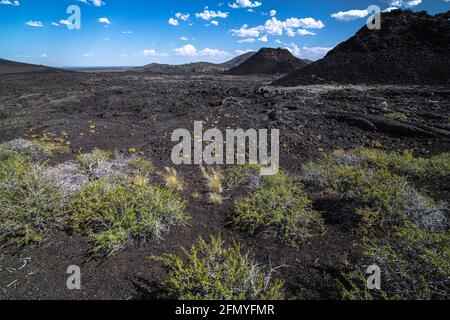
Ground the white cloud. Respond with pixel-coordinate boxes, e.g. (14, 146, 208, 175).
(196, 9, 228, 20)
(122, 31, 132, 34)
(168, 18, 179, 26)
(237, 38, 256, 43)
(180, 36, 189, 41)
(270, 10, 277, 17)
(51, 22, 60, 26)
(297, 29, 315, 36)
(175, 12, 190, 21)
(284, 43, 333, 60)
(59, 19, 71, 26)
(142, 49, 157, 57)
(258, 35, 268, 42)
(274, 39, 281, 44)
(173, 44, 229, 57)
(199, 48, 230, 57)
(235, 49, 254, 55)
(25, 20, 44, 27)
(383, 7, 399, 12)
(78, 0, 105, 7)
(1, 1, 20, 6)
(98, 17, 112, 24)
(229, 0, 262, 9)
(331, 9, 369, 22)
(41, 53, 47, 58)
(173, 44, 198, 56)
(390, 0, 422, 7)
(230, 16, 324, 39)
(210, 20, 219, 26)
(84, 53, 93, 57)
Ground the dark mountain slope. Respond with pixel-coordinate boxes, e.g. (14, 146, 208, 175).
(227, 48, 307, 75)
(273, 10, 450, 86)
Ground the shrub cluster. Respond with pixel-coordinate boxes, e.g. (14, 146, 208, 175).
(71, 177, 187, 256)
(151, 235, 285, 300)
(233, 171, 324, 244)
(0, 150, 64, 245)
(302, 148, 449, 300)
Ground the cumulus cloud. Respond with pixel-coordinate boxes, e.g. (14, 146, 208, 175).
(230, 16, 324, 41)
(331, 9, 369, 22)
(98, 17, 112, 24)
(173, 44, 198, 56)
(196, 9, 228, 20)
(173, 44, 229, 57)
(168, 18, 179, 26)
(210, 20, 219, 26)
(284, 43, 333, 60)
(175, 12, 190, 21)
(390, 0, 422, 7)
(180, 36, 189, 41)
(25, 20, 44, 27)
(270, 10, 277, 17)
(229, 0, 262, 9)
(78, 0, 105, 7)
(1, 0, 20, 6)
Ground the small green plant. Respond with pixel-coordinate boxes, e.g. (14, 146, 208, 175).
(126, 157, 155, 175)
(233, 171, 324, 244)
(384, 112, 408, 122)
(162, 167, 184, 191)
(201, 167, 224, 204)
(0, 138, 53, 161)
(151, 235, 285, 300)
(225, 164, 261, 191)
(70, 177, 188, 256)
(0, 150, 64, 245)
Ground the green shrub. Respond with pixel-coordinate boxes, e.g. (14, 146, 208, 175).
(0, 138, 52, 161)
(225, 164, 261, 191)
(151, 235, 285, 300)
(70, 177, 188, 256)
(332, 148, 449, 184)
(0, 150, 64, 245)
(233, 171, 324, 244)
(340, 223, 449, 300)
(301, 151, 445, 228)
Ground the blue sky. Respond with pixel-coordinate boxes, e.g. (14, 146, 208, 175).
(0, 0, 448, 67)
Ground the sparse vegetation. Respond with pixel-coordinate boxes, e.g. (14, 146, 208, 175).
(163, 167, 184, 191)
(151, 235, 285, 300)
(70, 177, 187, 256)
(201, 167, 224, 204)
(301, 149, 447, 228)
(233, 171, 324, 244)
(0, 150, 64, 245)
(225, 164, 261, 191)
(302, 149, 449, 300)
(384, 112, 408, 122)
(341, 222, 450, 300)
(0, 138, 53, 161)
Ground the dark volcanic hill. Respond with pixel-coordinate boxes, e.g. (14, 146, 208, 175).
(226, 48, 307, 75)
(0, 58, 63, 75)
(273, 10, 450, 86)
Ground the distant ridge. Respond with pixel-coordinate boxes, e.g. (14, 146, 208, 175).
(0, 58, 64, 75)
(273, 10, 450, 86)
(226, 48, 307, 75)
(140, 51, 256, 75)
